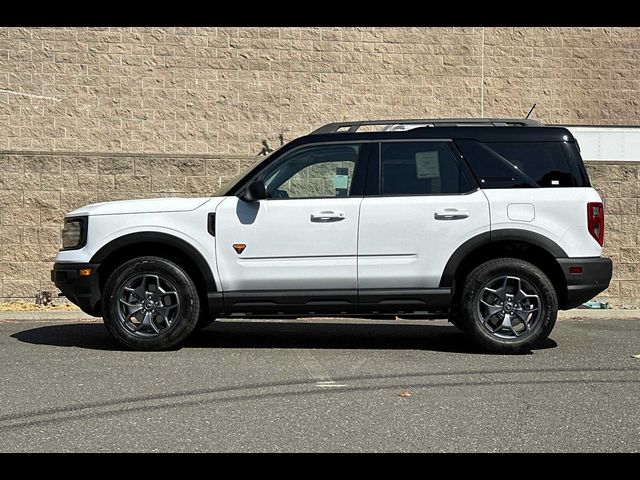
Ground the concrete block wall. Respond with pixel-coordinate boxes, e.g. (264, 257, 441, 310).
(587, 162, 640, 304)
(1, 27, 639, 303)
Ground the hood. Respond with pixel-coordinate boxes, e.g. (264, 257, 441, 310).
(67, 197, 216, 217)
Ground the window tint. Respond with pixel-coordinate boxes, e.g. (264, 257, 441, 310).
(562, 141, 589, 187)
(262, 144, 359, 199)
(455, 140, 535, 189)
(457, 140, 577, 189)
(486, 142, 575, 187)
(380, 142, 475, 195)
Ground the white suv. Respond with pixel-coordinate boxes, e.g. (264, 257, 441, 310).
(52, 118, 612, 353)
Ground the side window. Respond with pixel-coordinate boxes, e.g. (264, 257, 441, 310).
(380, 142, 475, 195)
(457, 140, 577, 188)
(261, 144, 360, 199)
(486, 142, 576, 187)
(455, 140, 536, 189)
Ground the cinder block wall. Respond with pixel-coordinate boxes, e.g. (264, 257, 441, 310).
(587, 162, 640, 304)
(1, 27, 639, 304)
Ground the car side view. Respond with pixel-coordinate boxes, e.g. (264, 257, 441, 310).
(52, 118, 613, 353)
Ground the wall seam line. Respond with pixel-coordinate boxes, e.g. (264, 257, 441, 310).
(480, 27, 485, 118)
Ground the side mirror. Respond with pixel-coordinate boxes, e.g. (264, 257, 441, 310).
(242, 180, 267, 202)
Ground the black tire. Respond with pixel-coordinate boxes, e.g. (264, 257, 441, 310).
(103, 256, 200, 350)
(459, 258, 557, 354)
(448, 295, 466, 331)
(448, 314, 466, 332)
(195, 312, 216, 331)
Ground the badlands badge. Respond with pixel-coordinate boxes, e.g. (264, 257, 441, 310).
(233, 243, 246, 254)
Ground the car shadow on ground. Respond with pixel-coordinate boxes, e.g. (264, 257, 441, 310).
(10, 320, 557, 355)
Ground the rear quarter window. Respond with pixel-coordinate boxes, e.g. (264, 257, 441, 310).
(486, 142, 575, 187)
(456, 140, 583, 188)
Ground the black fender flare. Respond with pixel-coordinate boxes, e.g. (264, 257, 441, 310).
(91, 232, 217, 293)
(439, 229, 568, 288)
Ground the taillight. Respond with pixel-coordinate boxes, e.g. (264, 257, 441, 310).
(587, 202, 604, 246)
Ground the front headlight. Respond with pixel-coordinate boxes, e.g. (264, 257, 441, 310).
(61, 216, 88, 250)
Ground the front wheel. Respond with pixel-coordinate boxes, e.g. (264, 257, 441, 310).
(459, 258, 558, 354)
(102, 256, 200, 350)
(195, 312, 216, 331)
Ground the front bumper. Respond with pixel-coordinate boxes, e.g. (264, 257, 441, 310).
(557, 257, 613, 310)
(51, 262, 102, 316)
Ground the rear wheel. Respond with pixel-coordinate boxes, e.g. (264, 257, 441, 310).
(460, 258, 557, 354)
(103, 256, 200, 350)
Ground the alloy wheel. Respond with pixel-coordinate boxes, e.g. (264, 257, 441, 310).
(475, 275, 542, 340)
(116, 274, 181, 337)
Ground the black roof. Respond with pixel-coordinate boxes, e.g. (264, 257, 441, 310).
(298, 119, 575, 145)
(311, 118, 544, 134)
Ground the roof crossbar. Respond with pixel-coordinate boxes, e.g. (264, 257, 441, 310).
(311, 118, 544, 134)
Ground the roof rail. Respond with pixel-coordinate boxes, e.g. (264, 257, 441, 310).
(311, 118, 544, 134)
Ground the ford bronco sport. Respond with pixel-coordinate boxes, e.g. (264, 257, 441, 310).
(52, 118, 613, 353)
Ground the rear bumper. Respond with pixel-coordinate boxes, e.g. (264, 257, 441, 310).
(557, 257, 613, 310)
(51, 262, 102, 316)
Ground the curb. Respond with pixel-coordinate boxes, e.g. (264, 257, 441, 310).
(0, 311, 97, 322)
(557, 309, 640, 319)
(0, 310, 638, 323)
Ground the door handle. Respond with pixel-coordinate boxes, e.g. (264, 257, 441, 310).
(434, 208, 470, 220)
(310, 211, 346, 222)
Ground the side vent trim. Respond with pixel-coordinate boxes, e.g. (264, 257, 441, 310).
(208, 212, 216, 237)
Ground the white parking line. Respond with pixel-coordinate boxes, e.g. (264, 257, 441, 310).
(296, 350, 347, 387)
(315, 381, 347, 388)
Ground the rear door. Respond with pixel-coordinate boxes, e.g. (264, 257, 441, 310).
(357, 140, 490, 311)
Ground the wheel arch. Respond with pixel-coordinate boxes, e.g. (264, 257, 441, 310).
(92, 232, 217, 313)
(441, 230, 568, 308)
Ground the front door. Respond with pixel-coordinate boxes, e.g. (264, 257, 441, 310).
(357, 140, 490, 312)
(215, 142, 367, 314)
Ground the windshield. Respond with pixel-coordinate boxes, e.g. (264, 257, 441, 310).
(211, 154, 271, 197)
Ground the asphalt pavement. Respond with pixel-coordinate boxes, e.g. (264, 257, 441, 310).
(0, 316, 638, 452)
